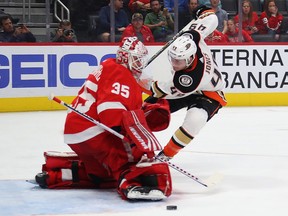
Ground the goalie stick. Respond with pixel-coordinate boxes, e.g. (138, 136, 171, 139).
(49, 94, 223, 188)
(156, 157, 223, 187)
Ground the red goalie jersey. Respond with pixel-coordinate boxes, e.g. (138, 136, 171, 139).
(64, 58, 143, 143)
(64, 58, 145, 181)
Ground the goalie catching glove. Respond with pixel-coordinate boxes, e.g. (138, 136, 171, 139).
(142, 98, 170, 132)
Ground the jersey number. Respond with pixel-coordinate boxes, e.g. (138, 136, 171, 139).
(111, 82, 130, 98)
(189, 23, 207, 32)
(211, 68, 221, 87)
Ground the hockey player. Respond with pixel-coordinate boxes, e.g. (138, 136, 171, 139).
(146, 5, 227, 161)
(35, 37, 172, 201)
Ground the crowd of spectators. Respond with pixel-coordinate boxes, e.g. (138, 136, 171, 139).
(0, 0, 288, 43)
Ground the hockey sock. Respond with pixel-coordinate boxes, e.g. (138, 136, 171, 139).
(163, 127, 193, 157)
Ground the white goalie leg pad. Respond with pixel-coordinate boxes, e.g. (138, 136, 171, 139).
(127, 186, 166, 201)
(182, 108, 208, 137)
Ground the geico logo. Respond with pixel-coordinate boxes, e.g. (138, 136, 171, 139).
(0, 53, 115, 88)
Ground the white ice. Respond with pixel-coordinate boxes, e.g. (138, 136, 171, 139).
(1, 106, 288, 216)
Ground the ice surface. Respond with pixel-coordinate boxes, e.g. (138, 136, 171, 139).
(1, 107, 288, 216)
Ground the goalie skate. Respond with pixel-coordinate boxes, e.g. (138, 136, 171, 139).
(126, 186, 166, 201)
(35, 172, 48, 188)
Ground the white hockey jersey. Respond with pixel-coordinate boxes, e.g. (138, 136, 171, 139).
(151, 14, 227, 106)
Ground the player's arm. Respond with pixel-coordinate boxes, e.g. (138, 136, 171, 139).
(189, 5, 218, 39)
(150, 80, 176, 98)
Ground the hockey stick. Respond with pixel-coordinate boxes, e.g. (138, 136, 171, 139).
(146, 7, 216, 67)
(146, 18, 195, 67)
(157, 157, 223, 187)
(48, 94, 127, 141)
(49, 94, 223, 187)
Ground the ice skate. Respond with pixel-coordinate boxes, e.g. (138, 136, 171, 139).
(125, 186, 166, 201)
(35, 172, 48, 188)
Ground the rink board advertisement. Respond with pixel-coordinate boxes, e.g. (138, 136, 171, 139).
(0, 43, 288, 112)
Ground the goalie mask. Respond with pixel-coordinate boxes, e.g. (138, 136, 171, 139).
(116, 37, 148, 80)
(168, 33, 197, 71)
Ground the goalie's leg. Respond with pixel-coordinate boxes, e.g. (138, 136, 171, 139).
(118, 160, 172, 201)
(35, 151, 117, 189)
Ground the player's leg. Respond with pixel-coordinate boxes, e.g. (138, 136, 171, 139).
(159, 95, 222, 159)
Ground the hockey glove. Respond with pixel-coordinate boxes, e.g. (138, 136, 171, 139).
(192, 5, 214, 20)
(142, 98, 170, 132)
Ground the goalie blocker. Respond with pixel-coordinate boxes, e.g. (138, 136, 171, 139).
(35, 108, 172, 200)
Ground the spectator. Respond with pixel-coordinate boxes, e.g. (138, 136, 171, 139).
(97, 0, 130, 42)
(128, 0, 151, 18)
(121, 13, 155, 43)
(258, 0, 283, 40)
(225, 19, 253, 42)
(144, 0, 174, 42)
(178, 0, 199, 30)
(163, 0, 187, 14)
(210, 0, 228, 34)
(0, 9, 19, 24)
(205, 29, 228, 43)
(234, 0, 259, 35)
(50, 20, 78, 42)
(198, 0, 221, 8)
(0, 16, 36, 42)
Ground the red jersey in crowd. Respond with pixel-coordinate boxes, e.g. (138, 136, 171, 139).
(225, 28, 253, 42)
(205, 29, 228, 43)
(234, 12, 259, 35)
(258, 11, 283, 34)
(121, 24, 155, 43)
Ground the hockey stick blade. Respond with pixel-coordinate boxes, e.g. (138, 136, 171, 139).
(26, 179, 38, 185)
(156, 157, 223, 188)
(202, 172, 224, 188)
(48, 93, 55, 101)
